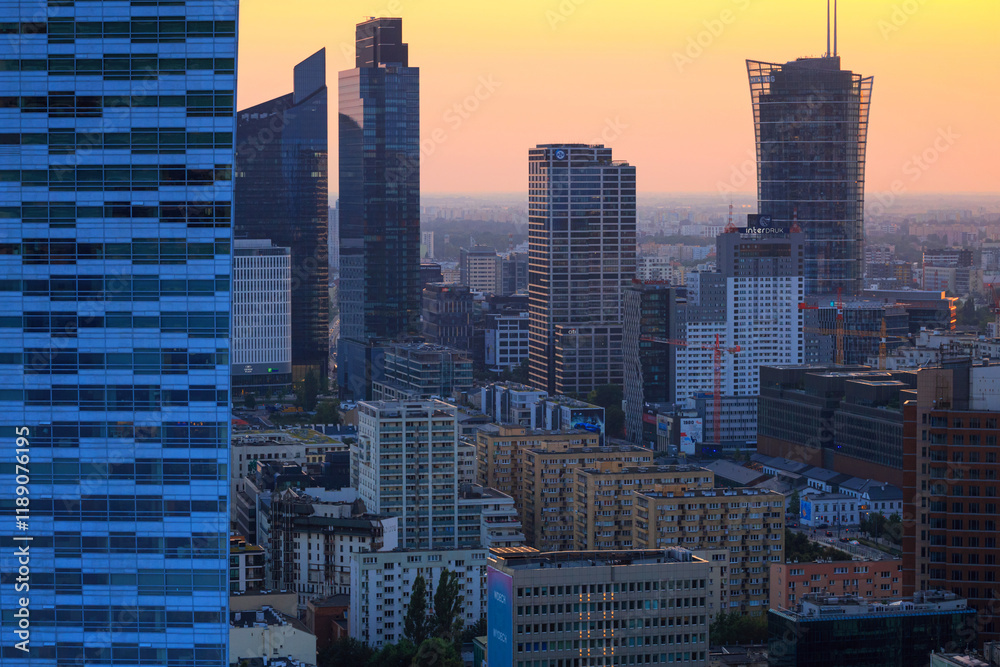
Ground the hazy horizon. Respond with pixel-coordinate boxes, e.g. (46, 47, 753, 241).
(239, 0, 1000, 195)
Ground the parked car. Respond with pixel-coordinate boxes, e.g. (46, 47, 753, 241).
(840, 536, 849, 543)
(825, 531, 834, 537)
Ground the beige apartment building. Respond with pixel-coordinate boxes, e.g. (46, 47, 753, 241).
(573, 464, 716, 551)
(633, 487, 785, 614)
(474, 423, 600, 501)
(521, 445, 656, 551)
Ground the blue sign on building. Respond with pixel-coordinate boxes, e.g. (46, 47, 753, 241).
(487, 567, 514, 667)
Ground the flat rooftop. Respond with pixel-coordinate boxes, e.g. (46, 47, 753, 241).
(492, 548, 702, 570)
(637, 487, 780, 499)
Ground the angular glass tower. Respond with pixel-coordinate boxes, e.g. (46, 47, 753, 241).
(234, 49, 328, 381)
(747, 56, 872, 297)
(0, 2, 237, 665)
(338, 18, 420, 400)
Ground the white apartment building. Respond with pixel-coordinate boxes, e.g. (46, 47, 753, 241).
(354, 400, 524, 550)
(349, 548, 488, 648)
(231, 239, 292, 392)
(673, 225, 804, 442)
(460, 245, 501, 293)
(484, 310, 530, 371)
(636, 255, 684, 285)
(354, 400, 464, 549)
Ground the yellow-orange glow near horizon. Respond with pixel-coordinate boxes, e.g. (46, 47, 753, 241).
(237, 0, 1000, 195)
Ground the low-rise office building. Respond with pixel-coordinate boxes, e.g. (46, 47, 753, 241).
(487, 548, 716, 667)
(768, 591, 977, 667)
(799, 491, 859, 528)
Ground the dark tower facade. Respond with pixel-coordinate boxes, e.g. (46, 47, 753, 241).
(235, 49, 329, 380)
(527, 144, 636, 396)
(747, 56, 872, 297)
(338, 18, 421, 399)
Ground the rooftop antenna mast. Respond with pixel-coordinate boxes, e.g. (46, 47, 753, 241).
(826, 0, 831, 57)
(834, 0, 838, 56)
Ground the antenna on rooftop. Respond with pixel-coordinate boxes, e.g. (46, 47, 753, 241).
(834, 0, 838, 56)
(826, 0, 831, 58)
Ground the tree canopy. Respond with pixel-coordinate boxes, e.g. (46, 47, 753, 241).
(432, 569, 464, 643)
(403, 574, 432, 645)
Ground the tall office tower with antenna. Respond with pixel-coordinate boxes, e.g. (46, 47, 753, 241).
(747, 1, 873, 297)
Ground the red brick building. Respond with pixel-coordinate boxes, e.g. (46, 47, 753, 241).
(902, 361, 1000, 646)
(769, 559, 903, 610)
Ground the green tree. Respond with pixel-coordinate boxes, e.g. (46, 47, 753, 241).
(788, 490, 800, 516)
(500, 359, 530, 385)
(710, 611, 768, 645)
(460, 616, 486, 644)
(884, 512, 903, 544)
(411, 638, 462, 667)
(317, 637, 373, 667)
(958, 297, 979, 327)
(297, 371, 319, 411)
(784, 528, 851, 561)
(432, 569, 464, 643)
(243, 393, 256, 410)
(367, 639, 416, 667)
(314, 401, 340, 425)
(586, 384, 626, 438)
(403, 574, 432, 645)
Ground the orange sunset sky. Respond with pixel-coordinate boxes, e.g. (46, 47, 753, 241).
(237, 0, 1000, 196)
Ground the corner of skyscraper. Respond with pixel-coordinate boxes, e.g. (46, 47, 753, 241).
(0, 1, 239, 664)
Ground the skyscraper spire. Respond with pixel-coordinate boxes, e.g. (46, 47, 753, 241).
(827, 0, 831, 58)
(834, 0, 838, 56)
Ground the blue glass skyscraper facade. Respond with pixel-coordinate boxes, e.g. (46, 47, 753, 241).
(338, 18, 421, 400)
(0, 1, 237, 665)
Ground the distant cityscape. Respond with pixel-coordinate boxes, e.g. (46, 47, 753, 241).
(0, 4, 998, 667)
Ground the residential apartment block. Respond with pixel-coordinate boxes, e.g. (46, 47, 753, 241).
(769, 560, 903, 609)
(573, 465, 716, 551)
(474, 424, 601, 502)
(633, 487, 785, 612)
(903, 360, 1000, 645)
(354, 400, 525, 550)
(350, 548, 489, 648)
(520, 446, 655, 552)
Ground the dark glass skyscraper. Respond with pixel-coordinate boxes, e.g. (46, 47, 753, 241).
(235, 49, 329, 380)
(0, 1, 237, 664)
(747, 56, 872, 297)
(338, 18, 420, 400)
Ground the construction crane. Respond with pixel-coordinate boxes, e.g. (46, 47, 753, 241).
(640, 333, 740, 444)
(988, 284, 1000, 336)
(800, 289, 907, 369)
